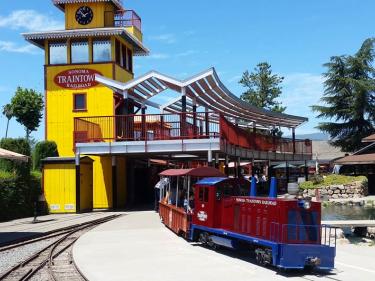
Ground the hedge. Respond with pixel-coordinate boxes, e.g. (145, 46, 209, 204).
(300, 174, 367, 189)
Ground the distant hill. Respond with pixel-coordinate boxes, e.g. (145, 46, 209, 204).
(286, 132, 330, 141)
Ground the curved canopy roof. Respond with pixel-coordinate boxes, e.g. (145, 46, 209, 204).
(96, 67, 308, 128)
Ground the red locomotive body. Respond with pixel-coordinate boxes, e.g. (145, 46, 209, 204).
(193, 178, 321, 245)
(159, 174, 336, 270)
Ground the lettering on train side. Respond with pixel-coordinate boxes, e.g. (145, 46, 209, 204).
(235, 198, 277, 206)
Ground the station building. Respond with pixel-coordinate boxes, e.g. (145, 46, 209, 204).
(23, 0, 312, 213)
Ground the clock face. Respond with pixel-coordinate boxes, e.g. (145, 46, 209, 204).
(75, 6, 93, 25)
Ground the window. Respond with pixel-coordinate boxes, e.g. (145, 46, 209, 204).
(127, 48, 133, 72)
(49, 42, 67, 64)
(121, 45, 127, 68)
(71, 41, 89, 63)
(73, 93, 87, 111)
(198, 187, 209, 202)
(115, 40, 121, 65)
(93, 39, 111, 62)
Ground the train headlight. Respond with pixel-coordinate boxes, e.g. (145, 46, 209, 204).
(303, 200, 311, 209)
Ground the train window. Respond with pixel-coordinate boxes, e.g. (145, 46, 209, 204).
(237, 182, 249, 196)
(199, 188, 204, 202)
(204, 188, 209, 202)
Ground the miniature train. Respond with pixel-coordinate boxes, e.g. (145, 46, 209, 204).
(158, 168, 336, 270)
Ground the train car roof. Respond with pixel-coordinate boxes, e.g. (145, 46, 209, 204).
(195, 177, 228, 185)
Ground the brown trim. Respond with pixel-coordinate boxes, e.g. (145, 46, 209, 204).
(45, 61, 116, 67)
(44, 65, 48, 140)
(73, 92, 87, 112)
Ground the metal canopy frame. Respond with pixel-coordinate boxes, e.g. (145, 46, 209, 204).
(95, 68, 307, 128)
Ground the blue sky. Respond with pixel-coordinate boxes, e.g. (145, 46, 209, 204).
(0, 0, 374, 140)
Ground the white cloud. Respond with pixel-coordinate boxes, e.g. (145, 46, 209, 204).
(0, 41, 39, 54)
(0, 10, 64, 32)
(146, 53, 170, 60)
(175, 50, 198, 57)
(148, 33, 176, 44)
(227, 75, 242, 83)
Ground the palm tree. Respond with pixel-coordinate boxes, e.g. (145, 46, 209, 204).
(2, 104, 13, 138)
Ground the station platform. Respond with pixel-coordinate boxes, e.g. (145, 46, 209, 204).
(0, 211, 122, 245)
(73, 211, 375, 281)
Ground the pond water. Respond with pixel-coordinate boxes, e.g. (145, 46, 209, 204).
(322, 205, 375, 221)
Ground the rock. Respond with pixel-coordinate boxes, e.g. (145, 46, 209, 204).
(341, 194, 349, 199)
(328, 190, 334, 195)
(338, 185, 345, 190)
(334, 190, 341, 194)
(332, 194, 339, 199)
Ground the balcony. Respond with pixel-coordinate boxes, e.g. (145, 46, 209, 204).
(105, 10, 141, 31)
(73, 113, 312, 157)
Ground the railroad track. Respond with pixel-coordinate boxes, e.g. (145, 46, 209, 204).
(0, 214, 121, 281)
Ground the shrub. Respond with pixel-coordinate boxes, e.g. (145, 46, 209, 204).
(0, 138, 31, 176)
(33, 141, 58, 170)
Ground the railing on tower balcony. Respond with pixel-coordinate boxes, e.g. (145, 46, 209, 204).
(73, 112, 312, 155)
(104, 10, 142, 31)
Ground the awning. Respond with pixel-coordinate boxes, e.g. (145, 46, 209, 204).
(0, 148, 29, 162)
(334, 153, 375, 165)
(95, 68, 308, 128)
(159, 167, 225, 177)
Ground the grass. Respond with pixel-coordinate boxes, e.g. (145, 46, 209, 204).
(300, 174, 367, 189)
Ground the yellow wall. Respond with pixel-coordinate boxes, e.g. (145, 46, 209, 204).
(125, 26, 143, 42)
(43, 163, 76, 213)
(65, 2, 114, 30)
(45, 63, 114, 156)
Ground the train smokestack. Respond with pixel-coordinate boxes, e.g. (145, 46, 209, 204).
(269, 177, 277, 198)
(250, 177, 257, 196)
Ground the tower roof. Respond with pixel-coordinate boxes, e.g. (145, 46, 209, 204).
(52, 0, 124, 11)
(23, 27, 149, 56)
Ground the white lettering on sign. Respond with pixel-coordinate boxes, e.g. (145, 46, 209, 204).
(235, 197, 277, 206)
(197, 211, 208, 222)
(54, 69, 102, 89)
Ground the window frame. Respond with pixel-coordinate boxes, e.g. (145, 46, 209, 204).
(73, 93, 87, 112)
(92, 38, 112, 63)
(48, 40, 68, 65)
(70, 40, 90, 64)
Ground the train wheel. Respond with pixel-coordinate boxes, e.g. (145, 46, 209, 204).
(198, 232, 209, 245)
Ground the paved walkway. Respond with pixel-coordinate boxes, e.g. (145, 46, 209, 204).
(73, 211, 375, 281)
(0, 212, 121, 245)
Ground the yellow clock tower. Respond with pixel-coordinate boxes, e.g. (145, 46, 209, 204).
(23, 0, 149, 213)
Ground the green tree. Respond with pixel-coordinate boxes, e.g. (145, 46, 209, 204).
(33, 141, 59, 170)
(239, 62, 286, 113)
(10, 87, 44, 140)
(2, 104, 13, 138)
(311, 38, 375, 152)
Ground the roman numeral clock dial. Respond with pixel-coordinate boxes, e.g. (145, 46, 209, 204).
(75, 6, 93, 25)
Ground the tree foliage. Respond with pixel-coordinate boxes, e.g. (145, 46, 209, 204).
(2, 104, 13, 138)
(10, 87, 44, 140)
(0, 138, 31, 176)
(239, 62, 286, 113)
(33, 141, 59, 170)
(312, 38, 375, 152)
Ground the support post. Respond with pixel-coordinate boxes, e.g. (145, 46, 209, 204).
(292, 127, 296, 154)
(207, 150, 212, 167)
(286, 161, 290, 184)
(250, 177, 257, 197)
(181, 88, 187, 138)
(75, 153, 81, 213)
(141, 105, 146, 140)
(304, 160, 309, 181)
(205, 107, 210, 137)
(225, 155, 229, 176)
(269, 177, 277, 198)
(215, 153, 219, 169)
(237, 157, 241, 178)
(112, 156, 117, 210)
(192, 99, 197, 136)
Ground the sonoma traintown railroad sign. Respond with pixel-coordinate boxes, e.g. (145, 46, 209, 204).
(54, 69, 102, 89)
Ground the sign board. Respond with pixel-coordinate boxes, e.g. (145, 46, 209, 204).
(54, 69, 102, 89)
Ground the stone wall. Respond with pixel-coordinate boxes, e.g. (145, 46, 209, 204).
(301, 181, 368, 199)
